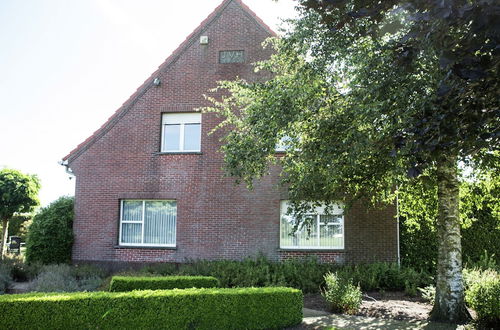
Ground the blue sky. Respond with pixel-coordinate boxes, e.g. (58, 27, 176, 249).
(0, 0, 296, 206)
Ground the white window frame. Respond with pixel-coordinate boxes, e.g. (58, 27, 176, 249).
(280, 200, 345, 250)
(119, 199, 177, 247)
(275, 135, 291, 152)
(161, 113, 201, 152)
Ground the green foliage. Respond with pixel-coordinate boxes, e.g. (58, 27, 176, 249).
(0, 168, 40, 258)
(25, 196, 74, 264)
(464, 268, 500, 326)
(109, 276, 219, 292)
(398, 175, 439, 273)
(141, 256, 335, 293)
(0, 255, 42, 281)
(205, 3, 498, 320)
(140, 262, 178, 275)
(322, 272, 362, 314)
(399, 168, 500, 273)
(334, 262, 431, 295)
(0, 287, 303, 329)
(123, 256, 428, 295)
(460, 168, 500, 266)
(6, 214, 31, 241)
(465, 251, 498, 272)
(418, 285, 436, 305)
(29, 264, 103, 292)
(0, 264, 11, 294)
(29, 264, 79, 292)
(0, 169, 40, 220)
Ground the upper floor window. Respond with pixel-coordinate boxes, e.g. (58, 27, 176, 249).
(120, 200, 177, 247)
(161, 113, 201, 152)
(219, 50, 245, 63)
(280, 200, 344, 250)
(275, 135, 293, 152)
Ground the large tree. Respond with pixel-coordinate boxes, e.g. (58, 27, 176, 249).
(205, 0, 499, 323)
(0, 169, 40, 259)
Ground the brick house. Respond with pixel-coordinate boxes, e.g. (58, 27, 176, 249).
(62, 0, 398, 267)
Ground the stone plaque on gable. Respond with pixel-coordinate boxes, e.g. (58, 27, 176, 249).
(219, 50, 245, 63)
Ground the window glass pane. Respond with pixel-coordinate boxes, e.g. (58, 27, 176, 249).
(122, 201, 142, 221)
(275, 135, 292, 152)
(121, 223, 142, 244)
(183, 123, 201, 151)
(163, 124, 180, 151)
(320, 214, 342, 225)
(144, 201, 177, 245)
(319, 215, 343, 248)
(281, 214, 318, 248)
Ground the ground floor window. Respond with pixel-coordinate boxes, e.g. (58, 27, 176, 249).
(119, 200, 176, 247)
(280, 200, 344, 249)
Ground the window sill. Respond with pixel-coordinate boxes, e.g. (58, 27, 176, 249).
(277, 248, 345, 252)
(114, 245, 177, 250)
(155, 152, 202, 155)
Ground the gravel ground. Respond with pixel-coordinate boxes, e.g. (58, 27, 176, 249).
(304, 291, 432, 322)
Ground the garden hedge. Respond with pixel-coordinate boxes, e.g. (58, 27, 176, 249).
(0, 287, 303, 330)
(109, 275, 219, 292)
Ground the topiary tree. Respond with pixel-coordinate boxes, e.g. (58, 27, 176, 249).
(0, 169, 40, 259)
(25, 196, 74, 264)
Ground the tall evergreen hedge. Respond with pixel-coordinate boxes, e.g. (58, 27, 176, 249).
(25, 196, 74, 264)
(399, 172, 499, 273)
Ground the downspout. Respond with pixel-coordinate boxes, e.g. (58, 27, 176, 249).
(396, 186, 401, 266)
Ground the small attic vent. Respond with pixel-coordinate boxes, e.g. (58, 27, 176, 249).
(219, 50, 245, 64)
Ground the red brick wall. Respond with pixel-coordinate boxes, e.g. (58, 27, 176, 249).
(68, 0, 398, 266)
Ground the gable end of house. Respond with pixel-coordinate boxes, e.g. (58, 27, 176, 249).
(62, 0, 276, 165)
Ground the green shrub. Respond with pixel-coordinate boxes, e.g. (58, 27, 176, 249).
(109, 275, 219, 292)
(25, 196, 74, 264)
(140, 262, 178, 275)
(174, 255, 334, 293)
(72, 264, 109, 281)
(0, 287, 303, 329)
(0, 264, 11, 294)
(1, 255, 42, 281)
(29, 264, 103, 292)
(464, 268, 500, 326)
(322, 272, 362, 314)
(418, 285, 435, 304)
(111, 257, 429, 295)
(276, 257, 334, 293)
(465, 251, 498, 271)
(335, 262, 431, 294)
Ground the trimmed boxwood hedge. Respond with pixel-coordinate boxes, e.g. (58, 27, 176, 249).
(109, 275, 219, 292)
(0, 287, 303, 330)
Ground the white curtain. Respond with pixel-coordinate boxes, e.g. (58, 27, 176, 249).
(121, 200, 176, 245)
(144, 201, 176, 245)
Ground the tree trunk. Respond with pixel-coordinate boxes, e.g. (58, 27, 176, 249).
(0, 217, 8, 260)
(430, 154, 470, 323)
